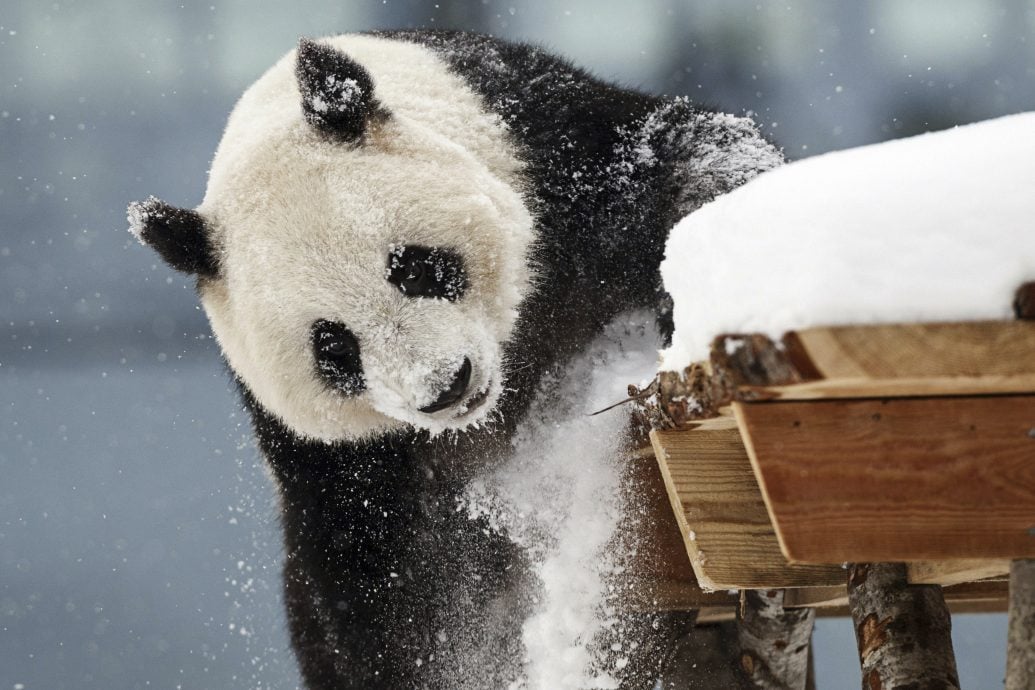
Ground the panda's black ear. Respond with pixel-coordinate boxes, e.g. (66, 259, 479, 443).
(127, 196, 219, 278)
(295, 38, 387, 142)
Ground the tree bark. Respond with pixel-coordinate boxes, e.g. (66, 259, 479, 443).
(736, 590, 816, 690)
(1007, 559, 1035, 689)
(847, 563, 959, 690)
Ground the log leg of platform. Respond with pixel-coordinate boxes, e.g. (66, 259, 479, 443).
(1007, 559, 1035, 689)
(735, 590, 815, 689)
(847, 563, 959, 689)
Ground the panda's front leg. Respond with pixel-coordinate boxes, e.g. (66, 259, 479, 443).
(271, 446, 431, 687)
(255, 419, 529, 689)
(277, 486, 530, 690)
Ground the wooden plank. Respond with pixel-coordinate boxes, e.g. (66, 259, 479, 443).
(744, 375, 1035, 401)
(795, 321, 1035, 380)
(736, 395, 1035, 563)
(784, 586, 849, 609)
(623, 579, 737, 613)
(907, 559, 1010, 586)
(630, 578, 1009, 616)
(743, 321, 1035, 400)
(814, 600, 1008, 617)
(696, 607, 737, 624)
(785, 579, 1009, 610)
(622, 444, 704, 612)
(650, 426, 844, 590)
(947, 599, 1009, 615)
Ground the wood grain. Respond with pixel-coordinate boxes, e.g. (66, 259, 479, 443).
(748, 321, 1035, 400)
(796, 321, 1035, 379)
(746, 375, 1035, 400)
(784, 579, 1009, 610)
(623, 578, 738, 613)
(736, 395, 1035, 563)
(650, 427, 844, 590)
(814, 599, 1008, 617)
(907, 559, 1010, 586)
(621, 444, 709, 612)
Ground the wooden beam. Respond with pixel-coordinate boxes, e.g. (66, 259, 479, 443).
(735, 394, 1035, 563)
(650, 426, 844, 590)
(791, 321, 1035, 380)
(907, 559, 1010, 586)
(622, 579, 738, 613)
(741, 375, 1035, 401)
(732, 321, 1035, 400)
(785, 578, 1009, 610)
(622, 442, 722, 612)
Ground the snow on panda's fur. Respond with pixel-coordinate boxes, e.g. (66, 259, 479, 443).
(130, 30, 780, 689)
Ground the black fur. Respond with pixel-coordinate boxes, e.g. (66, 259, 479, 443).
(312, 320, 366, 395)
(296, 38, 388, 142)
(386, 245, 468, 302)
(128, 196, 218, 278)
(146, 30, 782, 690)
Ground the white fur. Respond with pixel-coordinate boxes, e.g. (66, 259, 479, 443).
(197, 35, 535, 441)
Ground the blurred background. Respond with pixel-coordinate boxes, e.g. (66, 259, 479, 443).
(2, 1, 1032, 687)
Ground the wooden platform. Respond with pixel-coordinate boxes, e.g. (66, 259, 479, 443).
(644, 319, 1035, 609)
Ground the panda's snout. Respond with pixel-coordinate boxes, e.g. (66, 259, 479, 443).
(419, 358, 472, 413)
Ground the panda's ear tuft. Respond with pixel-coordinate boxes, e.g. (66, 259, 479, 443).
(295, 38, 387, 142)
(127, 196, 219, 278)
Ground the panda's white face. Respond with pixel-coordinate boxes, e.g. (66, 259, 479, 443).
(191, 36, 534, 442)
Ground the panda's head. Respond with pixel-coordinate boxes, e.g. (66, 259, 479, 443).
(129, 36, 535, 442)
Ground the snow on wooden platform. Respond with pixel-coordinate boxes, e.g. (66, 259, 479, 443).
(660, 112, 1035, 371)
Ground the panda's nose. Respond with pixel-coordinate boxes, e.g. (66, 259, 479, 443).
(419, 358, 472, 413)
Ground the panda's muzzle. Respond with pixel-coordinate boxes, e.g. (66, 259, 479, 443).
(419, 358, 472, 414)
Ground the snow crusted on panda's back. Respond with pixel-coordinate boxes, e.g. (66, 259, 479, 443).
(659, 112, 1035, 369)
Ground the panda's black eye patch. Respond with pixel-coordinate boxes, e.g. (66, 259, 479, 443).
(386, 245, 468, 301)
(311, 320, 365, 395)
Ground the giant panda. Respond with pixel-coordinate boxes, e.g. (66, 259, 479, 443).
(129, 30, 781, 689)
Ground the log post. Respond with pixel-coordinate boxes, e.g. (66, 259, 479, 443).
(847, 563, 959, 689)
(1007, 283, 1035, 689)
(712, 337, 819, 690)
(1007, 559, 1035, 689)
(737, 590, 816, 690)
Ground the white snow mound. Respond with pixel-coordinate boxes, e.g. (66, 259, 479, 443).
(660, 112, 1035, 370)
